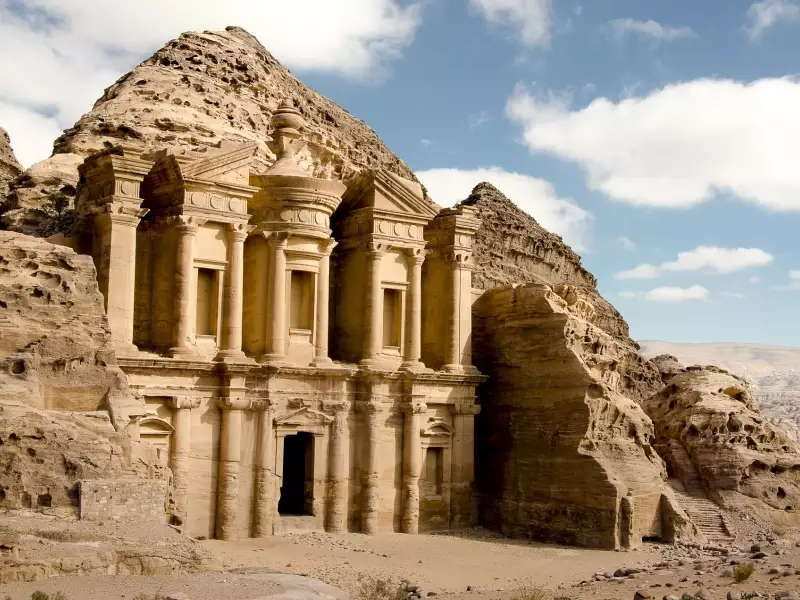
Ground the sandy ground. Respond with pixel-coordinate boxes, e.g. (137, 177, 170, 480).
(203, 529, 661, 597)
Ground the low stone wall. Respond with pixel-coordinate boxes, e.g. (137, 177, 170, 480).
(79, 479, 166, 522)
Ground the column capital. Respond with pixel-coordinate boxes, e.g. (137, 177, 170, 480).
(401, 401, 428, 416)
(365, 241, 390, 257)
(96, 204, 149, 227)
(216, 396, 252, 411)
(355, 400, 382, 415)
(323, 400, 351, 414)
(264, 230, 290, 247)
(320, 238, 338, 257)
(174, 214, 206, 234)
(405, 247, 430, 266)
(444, 249, 473, 265)
(228, 222, 255, 243)
(169, 396, 202, 410)
(452, 403, 481, 415)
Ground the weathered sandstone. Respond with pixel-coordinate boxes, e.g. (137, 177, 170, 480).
(0, 232, 141, 427)
(0, 127, 22, 199)
(1, 26, 419, 235)
(473, 283, 698, 549)
(643, 366, 800, 515)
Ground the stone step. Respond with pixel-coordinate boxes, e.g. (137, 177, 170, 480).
(272, 515, 324, 535)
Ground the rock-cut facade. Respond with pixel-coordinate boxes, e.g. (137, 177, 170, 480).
(71, 101, 484, 540)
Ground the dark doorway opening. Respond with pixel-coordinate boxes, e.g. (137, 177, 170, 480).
(278, 432, 314, 515)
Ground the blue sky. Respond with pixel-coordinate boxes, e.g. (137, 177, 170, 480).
(2, 0, 800, 345)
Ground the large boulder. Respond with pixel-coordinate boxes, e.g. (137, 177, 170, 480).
(642, 367, 800, 515)
(473, 284, 699, 549)
(0, 127, 22, 199)
(1, 26, 419, 236)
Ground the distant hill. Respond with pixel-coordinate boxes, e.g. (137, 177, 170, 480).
(639, 341, 800, 440)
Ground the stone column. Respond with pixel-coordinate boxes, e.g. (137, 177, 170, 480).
(402, 401, 426, 534)
(401, 249, 427, 371)
(262, 232, 289, 362)
(170, 216, 204, 357)
(253, 402, 276, 538)
(361, 243, 385, 366)
(216, 397, 249, 541)
(450, 403, 480, 529)
(443, 254, 463, 370)
(95, 207, 148, 356)
(217, 223, 251, 361)
(326, 401, 350, 533)
(169, 396, 199, 527)
(312, 240, 337, 366)
(360, 401, 382, 534)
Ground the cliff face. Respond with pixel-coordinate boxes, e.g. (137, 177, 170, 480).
(1, 26, 419, 235)
(473, 284, 698, 549)
(0, 128, 23, 199)
(643, 366, 800, 517)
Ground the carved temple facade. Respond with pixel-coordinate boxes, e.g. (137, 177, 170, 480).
(73, 101, 483, 540)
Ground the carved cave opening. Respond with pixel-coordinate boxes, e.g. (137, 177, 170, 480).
(278, 432, 314, 516)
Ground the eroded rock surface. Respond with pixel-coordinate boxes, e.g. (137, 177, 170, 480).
(473, 283, 698, 549)
(0, 127, 22, 199)
(643, 366, 800, 515)
(0, 232, 141, 426)
(2, 26, 418, 236)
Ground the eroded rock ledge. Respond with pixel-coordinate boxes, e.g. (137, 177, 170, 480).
(473, 283, 699, 549)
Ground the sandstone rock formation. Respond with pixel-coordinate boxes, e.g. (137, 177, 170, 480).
(1, 26, 419, 235)
(0, 127, 22, 199)
(643, 365, 800, 516)
(464, 182, 661, 403)
(0, 232, 141, 428)
(473, 283, 698, 549)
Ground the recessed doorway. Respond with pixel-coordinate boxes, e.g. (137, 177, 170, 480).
(278, 432, 314, 515)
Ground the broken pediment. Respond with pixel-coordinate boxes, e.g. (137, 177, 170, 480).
(341, 170, 439, 220)
(181, 142, 258, 185)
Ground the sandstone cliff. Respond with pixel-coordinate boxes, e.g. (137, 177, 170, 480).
(473, 284, 698, 549)
(1, 27, 419, 235)
(0, 232, 141, 427)
(464, 183, 661, 401)
(643, 365, 800, 518)
(0, 128, 22, 199)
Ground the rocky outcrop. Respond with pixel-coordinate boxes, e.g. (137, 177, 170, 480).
(652, 354, 684, 382)
(0, 127, 22, 199)
(473, 283, 699, 549)
(0, 232, 142, 426)
(643, 366, 800, 515)
(464, 183, 661, 400)
(2, 26, 419, 236)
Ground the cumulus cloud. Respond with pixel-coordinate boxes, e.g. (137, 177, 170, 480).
(506, 78, 800, 211)
(747, 0, 800, 40)
(416, 167, 592, 250)
(749, 276, 762, 284)
(606, 19, 695, 42)
(615, 246, 774, 280)
(469, 0, 552, 47)
(616, 236, 636, 251)
(619, 286, 710, 302)
(0, 0, 422, 167)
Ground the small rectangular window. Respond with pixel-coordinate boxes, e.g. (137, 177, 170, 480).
(290, 271, 315, 330)
(382, 288, 402, 348)
(195, 268, 215, 336)
(424, 447, 443, 495)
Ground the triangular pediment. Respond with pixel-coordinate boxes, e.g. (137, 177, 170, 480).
(181, 142, 258, 185)
(274, 406, 333, 427)
(342, 170, 439, 219)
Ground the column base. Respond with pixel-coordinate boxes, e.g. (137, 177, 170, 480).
(442, 364, 480, 375)
(399, 360, 429, 373)
(260, 353, 289, 366)
(169, 346, 199, 359)
(214, 349, 254, 363)
(113, 341, 141, 358)
(311, 355, 337, 368)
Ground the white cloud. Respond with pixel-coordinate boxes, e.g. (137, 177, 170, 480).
(421, 138, 433, 148)
(469, 0, 552, 47)
(616, 264, 660, 280)
(416, 167, 592, 250)
(0, 0, 422, 167)
(749, 276, 762, 284)
(644, 285, 709, 302)
(618, 291, 638, 298)
(720, 291, 745, 299)
(791, 270, 800, 280)
(615, 246, 774, 280)
(469, 110, 492, 129)
(774, 270, 800, 290)
(506, 78, 800, 211)
(607, 19, 695, 42)
(616, 236, 636, 251)
(747, 0, 800, 40)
